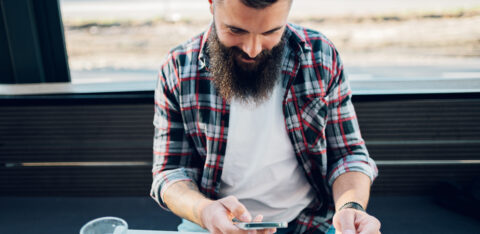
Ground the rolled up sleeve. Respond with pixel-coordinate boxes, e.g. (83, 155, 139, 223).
(325, 53, 378, 187)
(150, 54, 199, 210)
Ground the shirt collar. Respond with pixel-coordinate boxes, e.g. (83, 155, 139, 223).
(198, 23, 213, 71)
(285, 23, 311, 52)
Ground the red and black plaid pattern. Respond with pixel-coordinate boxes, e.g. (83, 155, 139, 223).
(150, 23, 378, 233)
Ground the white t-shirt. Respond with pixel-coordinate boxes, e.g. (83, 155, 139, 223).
(220, 83, 315, 222)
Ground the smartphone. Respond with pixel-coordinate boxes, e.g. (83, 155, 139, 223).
(235, 221, 288, 230)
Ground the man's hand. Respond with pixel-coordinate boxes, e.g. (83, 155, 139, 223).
(200, 195, 276, 234)
(332, 208, 381, 234)
(163, 181, 274, 233)
(331, 172, 380, 234)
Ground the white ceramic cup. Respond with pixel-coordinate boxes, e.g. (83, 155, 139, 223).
(79, 216, 128, 234)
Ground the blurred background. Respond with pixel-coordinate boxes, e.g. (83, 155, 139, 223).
(60, 0, 480, 89)
(1, 0, 480, 233)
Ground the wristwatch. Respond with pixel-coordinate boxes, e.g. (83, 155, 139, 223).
(339, 201, 365, 212)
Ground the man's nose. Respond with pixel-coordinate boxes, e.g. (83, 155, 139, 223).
(242, 35, 262, 59)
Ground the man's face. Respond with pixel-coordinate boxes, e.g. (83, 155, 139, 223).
(207, 0, 291, 102)
(210, 0, 291, 66)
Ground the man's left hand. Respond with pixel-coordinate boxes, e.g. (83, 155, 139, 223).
(332, 208, 381, 234)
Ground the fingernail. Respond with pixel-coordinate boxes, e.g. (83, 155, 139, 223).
(240, 212, 251, 221)
(344, 230, 355, 234)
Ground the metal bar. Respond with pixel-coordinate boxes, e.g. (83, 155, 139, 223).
(376, 160, 480, 166)
(0, 1, 15, 83)
(5, 160, 480, 168)
(366, 139, 480, 146)
(1, 0, 45, 83)
(4, 161, 152, 168)
(32, 0, 70, 82)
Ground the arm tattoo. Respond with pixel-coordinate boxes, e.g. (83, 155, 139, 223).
(165, 181, 206, 226)
(184, 182, 202, 221)
(185, 181, 199, 191)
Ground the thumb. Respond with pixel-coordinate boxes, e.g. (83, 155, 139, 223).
(219, 195, 252, 222)
(334, 210, 356, 234)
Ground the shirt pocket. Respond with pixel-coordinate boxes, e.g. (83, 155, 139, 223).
(300, 96, 329, 148)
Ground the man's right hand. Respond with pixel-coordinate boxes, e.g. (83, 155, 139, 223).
(163, 181, 275, 234)
(200, 195, 276, 234)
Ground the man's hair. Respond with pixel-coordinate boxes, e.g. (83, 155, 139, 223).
(215, 0, 280, 9)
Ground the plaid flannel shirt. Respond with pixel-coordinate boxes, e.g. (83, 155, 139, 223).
(151, 23, 378, 233)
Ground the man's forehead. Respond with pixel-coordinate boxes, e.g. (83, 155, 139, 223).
(213, 0, 291, 24)
(213, 0, 291, 9)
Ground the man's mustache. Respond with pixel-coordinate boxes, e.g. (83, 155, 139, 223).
(231, 46, 266, 62)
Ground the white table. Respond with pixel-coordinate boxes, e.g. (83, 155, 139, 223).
(128, 230, 202, 234)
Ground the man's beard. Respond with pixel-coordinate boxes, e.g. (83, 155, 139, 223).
(206, 26, 285, 103)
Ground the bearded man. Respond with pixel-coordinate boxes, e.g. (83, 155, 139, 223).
(151, 0, 380, 233)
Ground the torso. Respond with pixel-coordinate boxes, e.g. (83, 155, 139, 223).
(219, 82, 315, 222)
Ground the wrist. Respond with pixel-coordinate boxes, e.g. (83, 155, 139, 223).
(196, 198, 214, 228)
(339, 201, 365, 212)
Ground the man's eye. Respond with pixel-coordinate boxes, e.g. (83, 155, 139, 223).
(229, 28, 245, 34)
(263, 29, 281, 36)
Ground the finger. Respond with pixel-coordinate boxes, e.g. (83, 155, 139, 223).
(334, 210, 356, 234)
(219, 223, 245, 234)
(262, 228, 277, 234)
(219, 196, 252, 222)
(249, 215, 263, 234)
(253, 214, 263, 222)
(215, 214, 248, 234)
(215, 212, 240, 232)
(257, 228, 276, 234)
(358, 216, 381, 234)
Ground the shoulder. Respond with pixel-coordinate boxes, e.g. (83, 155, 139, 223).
(286, 23, 338, 56)
(286, 23, 344, 94)
(164, 31, 204, 67)
(158, 31, 206, 87)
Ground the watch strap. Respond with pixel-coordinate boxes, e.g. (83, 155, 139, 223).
(339, 201, 365, 212)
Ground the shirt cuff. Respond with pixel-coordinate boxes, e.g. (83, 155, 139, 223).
(327, 155, 378, 187)
(150, 167, 196, 211)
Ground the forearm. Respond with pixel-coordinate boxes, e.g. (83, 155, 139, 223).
(332, 171, 371, 211)
(163, 180, 213, 227)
